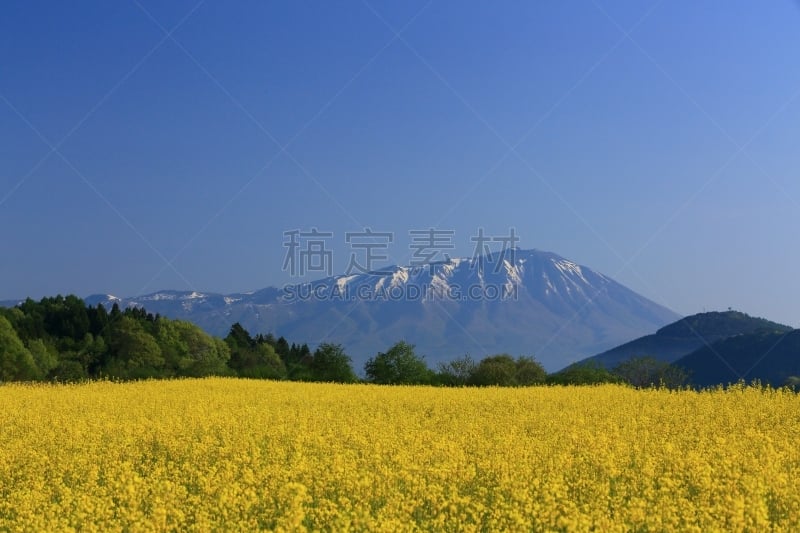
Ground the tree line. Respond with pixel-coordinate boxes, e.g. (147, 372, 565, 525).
(0, 295, 687, 387)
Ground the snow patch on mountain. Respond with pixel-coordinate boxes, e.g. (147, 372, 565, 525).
(441, 258, 465, 275)
(390, 267, 409, 288)
(336, 275, 358, 292)
(428, 272, 451, 299)
(146, 292, 177, 301)
(503, 259, 524, 296)
(553, 258, 588, 284)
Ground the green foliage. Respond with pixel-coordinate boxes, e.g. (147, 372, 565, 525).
(435, 354, 477, 386)
(547, 361, 622, 385)
(0, 297, 249, 383)
(170, 321, 231, 377)
(310, 343, 357, 383)
(26, 339, 58, 378)
(656, 310, 791, 339)
(514, 356, 548, 385)
(468, 354, 547, 387)
(154, 319, 188, 375)
(106, 317, 164, 379)
(0, 295, 749, 389)
(225, 322, 253, 352)
(0, 316, 40, 381)
(469, 354, 517, 386)
(675, 329, 800, 388)
(274, 336, 290, 361)
(612, 356, 688, 388)
(50, 360, 88, 382)
(225, 324, 286, 380)
(365, 341, 432, 385)
(283, 342, 313, 381)
(236, 344, 286, 380)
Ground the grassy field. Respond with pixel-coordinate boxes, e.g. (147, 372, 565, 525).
(1, 379, 799, 532)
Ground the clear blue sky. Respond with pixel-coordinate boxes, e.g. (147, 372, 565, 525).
(1, 1, 799, 327)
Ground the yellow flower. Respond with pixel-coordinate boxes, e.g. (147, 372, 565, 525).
(1, 380, 799, 531)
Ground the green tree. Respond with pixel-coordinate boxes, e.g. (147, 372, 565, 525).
(172, 321, 230, 376)
(469, 354, 547, 386)
(106, 316, 164, 378)
(69, 332, 102, 376)
(212, 338, 234, 376)
(41, 295, 91, 341)
(278, 342, 314, 381)
(262, 333, 277, 348)
(435, 354, 477, 386)
(84, 334, 109, 376)
(225, 322, 253, 352)
(50, 360, 88, 382)
(613, 356, 688, 388)
(365, 341, 431, 385)
(310, 343, 357, 383)
(274, 336, 290, 361)
(238, 343, 286, 379)
(88, 303, 110, 336)
(547, 361, 621, 385)
(26, 338, 59, 379)
(156, 319, 231, 377)
(469, 354, 517, 386)
(514, 356, 547, 385)
(155, 319, 188, 376)
(225, 324, 286, 379)
(0, 316, 40, 381)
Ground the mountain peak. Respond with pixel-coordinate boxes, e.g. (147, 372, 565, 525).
(77, 247, 679, 370)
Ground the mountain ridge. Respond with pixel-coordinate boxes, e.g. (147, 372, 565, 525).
(9, 249, 680, 371)
(566, 311, 792, 371)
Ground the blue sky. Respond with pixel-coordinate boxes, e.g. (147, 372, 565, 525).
(1, 0, 799, 327)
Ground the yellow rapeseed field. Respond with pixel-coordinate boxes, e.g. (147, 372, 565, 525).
(1, 379, 799, 532)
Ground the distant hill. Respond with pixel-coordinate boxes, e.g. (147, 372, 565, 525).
(675, 329, 800, 388)
(569, 311, 792, 370)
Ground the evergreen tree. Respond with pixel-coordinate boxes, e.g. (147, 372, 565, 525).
(274, 336, 290, 365)
(225, 323, 254, 351)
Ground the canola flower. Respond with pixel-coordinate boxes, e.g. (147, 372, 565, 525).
(0, 379, 799, 532)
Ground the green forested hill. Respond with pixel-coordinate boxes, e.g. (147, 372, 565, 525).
(571, 311, 791, 370)
(0, 295, 356, 383)
(675, 329, 800, 388)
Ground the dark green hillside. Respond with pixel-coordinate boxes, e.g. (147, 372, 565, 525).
(0, 295, 357, 383)
(568, 311, 791, 370)
(655, 311, 789, 339)
(675, 329, 800, 388)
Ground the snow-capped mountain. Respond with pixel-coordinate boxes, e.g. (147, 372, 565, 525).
(81, 249, 679, 371)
